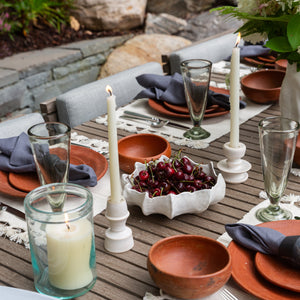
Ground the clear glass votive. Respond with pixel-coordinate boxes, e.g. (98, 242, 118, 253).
(24, 183, 97, 299)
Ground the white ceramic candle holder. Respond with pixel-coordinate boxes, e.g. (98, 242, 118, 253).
(104, 196, 134, 253)
(217, 142, 251, 184)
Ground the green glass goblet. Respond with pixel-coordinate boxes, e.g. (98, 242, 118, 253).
(256, 116, 299, 222)
(180, 59, 212, 140)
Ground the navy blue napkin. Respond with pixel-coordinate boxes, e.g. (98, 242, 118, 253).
(135, 73, 246, 110)
(225, 45, 272, 61)
(226, 223, 300, 268)
(0, 132, 98, 187)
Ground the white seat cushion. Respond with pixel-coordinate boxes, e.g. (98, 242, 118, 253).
(56, 62, 164, 128)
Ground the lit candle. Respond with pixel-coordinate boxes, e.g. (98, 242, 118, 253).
(229, 33, 241, 148)
(106, 85, 122, 203)
(46, 214, 93, 290)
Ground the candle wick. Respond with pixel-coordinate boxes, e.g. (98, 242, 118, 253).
(66, 223, 70, 231)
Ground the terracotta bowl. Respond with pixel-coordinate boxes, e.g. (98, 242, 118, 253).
(118, 133, 171, 173)
(241, 69, 286, 104)
(147, 235, 232, 299)
(275, 59, 288, 71)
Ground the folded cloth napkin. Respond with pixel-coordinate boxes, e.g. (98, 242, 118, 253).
(135, 73, 246, 110)
(226, 223, 300, 269)
(0, 132, 98, 187)
(225, 45, 272, 61)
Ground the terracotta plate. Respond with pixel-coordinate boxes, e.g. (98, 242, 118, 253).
(255, 250, 300, 292)
(243, 56, 275, 68)
(0, 145, 108, 198)
(9, 156, 85, 193)
(228, 220, 300, 300)
(163, 102, 218, 115)
(148, 86, 230, 119)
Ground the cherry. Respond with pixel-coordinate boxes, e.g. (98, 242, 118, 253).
(205, 176, 216, 184)
(152, 188, 162, 197)
(181, 157, 190, 165)
(130, 152, 216, 197)
(156, 161, 166, 171)
(173, 159, 182, 169)
(168, 190, 176, 195)
(139, 170, 149, 181)
(160, 181, 171, 193)
(183, 163, 193, 174)
(165, 166, 175, 178)
(175, 170, 184, 180)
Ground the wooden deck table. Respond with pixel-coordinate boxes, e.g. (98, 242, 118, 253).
(1, 73, 299, 300)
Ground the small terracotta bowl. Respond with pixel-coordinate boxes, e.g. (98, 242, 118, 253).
(275, 59, 288, 71)
(147, 235, 232, 299)
(118, 133, 171, 173)
(241, 69, 286, 104)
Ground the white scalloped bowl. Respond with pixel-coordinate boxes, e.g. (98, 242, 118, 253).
(122, 155, 226, 219)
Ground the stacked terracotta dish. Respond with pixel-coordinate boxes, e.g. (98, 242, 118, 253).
(228, 220, 300, 299)
(148, 86, 231, 119)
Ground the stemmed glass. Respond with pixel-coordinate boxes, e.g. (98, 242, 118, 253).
(256, 116, 299, 222)
(180, 59, 212, 140)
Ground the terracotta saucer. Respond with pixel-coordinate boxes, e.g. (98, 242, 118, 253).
(257, 55, 277, 63)
(148, 86, 230, 119)
(8, 156, 85, 193)
(243, 57, 275, 68)
(255, 251, 300, 292)
(0, 145, 108, 198)
(163, 102, 218, 115)
(275, 59, 288, 71)
(228, 220, 300, 300)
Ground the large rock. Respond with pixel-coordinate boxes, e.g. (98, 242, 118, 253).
(146, 0, 187, 18)
(72, 0, 147, 31)
(184, 0, 215, 12)
(99, 34, 191, 78)
(145, 10, 243, 42)
(145, 13, 187, 35)
(146, 0, 216, 18)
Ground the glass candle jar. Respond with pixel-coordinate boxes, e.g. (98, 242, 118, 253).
(24, 183, 97, 299)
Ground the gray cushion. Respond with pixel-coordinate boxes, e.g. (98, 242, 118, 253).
(56, 62, 164, 128)
(0, 113, 44, 138)
(168, 33, 244, 74)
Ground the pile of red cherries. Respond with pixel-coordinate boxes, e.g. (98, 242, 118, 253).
(129, 155, 216, 198)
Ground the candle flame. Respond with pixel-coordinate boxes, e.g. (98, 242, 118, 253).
(106, 85, 113, 96)
(235, 32, 241, 47)
(64, 213, 71, 231)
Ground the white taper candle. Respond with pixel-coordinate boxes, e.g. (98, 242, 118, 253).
(106, 85, 122, 203)
(229, 33, 241, 148)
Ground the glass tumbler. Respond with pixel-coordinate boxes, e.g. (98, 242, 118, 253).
(24, 183, 97, 299)
(180, 59, 212, 140)
(28, 122, 71, 210)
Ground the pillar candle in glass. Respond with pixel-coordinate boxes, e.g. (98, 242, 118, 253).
(24, 183, 97, 299)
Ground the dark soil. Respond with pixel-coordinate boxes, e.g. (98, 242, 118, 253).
(0, 23, 144, 60)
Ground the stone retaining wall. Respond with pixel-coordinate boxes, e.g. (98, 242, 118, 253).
(0, 35, 132, 121)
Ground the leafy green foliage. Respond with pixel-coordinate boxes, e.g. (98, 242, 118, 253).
(0, 0, 75, 37)
(211, 1, 300, 71)
(287, 15, 300, 51)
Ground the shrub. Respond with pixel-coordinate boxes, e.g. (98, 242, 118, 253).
(0, 0, 75, 37)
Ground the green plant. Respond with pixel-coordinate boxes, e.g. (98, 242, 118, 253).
(0, 0, 75, 37)
(211, 0, 300, 71)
